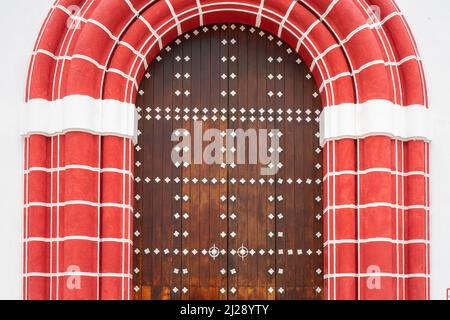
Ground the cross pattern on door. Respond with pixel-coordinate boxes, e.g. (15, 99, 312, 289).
(133, 24, 323, 300)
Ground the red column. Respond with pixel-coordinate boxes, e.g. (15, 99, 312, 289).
(323, 137, 430, 300)
(24, 133, 133, 300)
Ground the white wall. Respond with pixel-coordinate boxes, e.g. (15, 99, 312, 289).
(396, 0, 450, 300)
(0, 0, 449, 300)
(0, 0, 54, 300)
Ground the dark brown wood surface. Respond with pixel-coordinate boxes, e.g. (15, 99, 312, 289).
(133, 24, 323, 300)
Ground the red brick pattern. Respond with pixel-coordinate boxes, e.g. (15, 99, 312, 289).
(24, 133, 134, 300)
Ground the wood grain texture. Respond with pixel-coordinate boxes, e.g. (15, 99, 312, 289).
(133, 24, 323, 300)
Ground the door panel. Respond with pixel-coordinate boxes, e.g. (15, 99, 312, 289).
(133, 24, 323, 300)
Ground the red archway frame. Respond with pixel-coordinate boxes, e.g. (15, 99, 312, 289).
(23, 0, 431, 300)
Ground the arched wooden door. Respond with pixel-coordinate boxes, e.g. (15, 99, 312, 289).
(133, 24, 323, 300)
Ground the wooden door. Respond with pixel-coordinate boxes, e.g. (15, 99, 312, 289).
(133, 24, 323, 300)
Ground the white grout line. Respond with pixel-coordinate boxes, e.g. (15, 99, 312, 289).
(332, 140, 336, 299)
(32, 50, 139, 90)
(121, 138, 126, 300)
(24, 272, 132, 278)
(53, 1, 94, 101)
(24, 138, 30, 299)
(56, 136, 60, 300)
(49, 137, 54, 300)
(357, 139, 361, 299)
(324, 273, 430, 279)
(196, 0, 204, 26)
(127, 139, 132, 300)
(124, 0, 163, 51)
(425, 142, 430, 298)
(324, 238, 430, 246)
(355, 0, 400, 106)
(323, 203, 429, 213)
(26, 165, 134, 177)
(395, 140, 400, 299)
(326, 142, 331, 300)
(299, 0, 358, 105)
(25, 236, 133, 244)
(118, 41, 149, 69)
(26, 201, 133, 210)
(277, 0, 296, 38)
(255, 0, 265, 27)
(323, 168, 429, 181)
(165, 0, 182, 35)
(401, 141, 406, 299)
(296, 0, 339, 53)
(56, 3, 150, 62)
(97, 136, 101, 300)
(318, 56, 421, 93)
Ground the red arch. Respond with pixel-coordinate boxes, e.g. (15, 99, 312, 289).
(23, 0, 430, 300)
(27, 0, 427, 107)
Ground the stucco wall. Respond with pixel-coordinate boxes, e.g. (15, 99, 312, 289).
(399, 0, 450, 301)
(0, 0, 54, 300)
(0, 0, 448, 300)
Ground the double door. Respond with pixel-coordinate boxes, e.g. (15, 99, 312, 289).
(133, 24, 323, 300)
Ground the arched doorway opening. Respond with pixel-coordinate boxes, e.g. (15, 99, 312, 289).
(133, 24, 323, 300)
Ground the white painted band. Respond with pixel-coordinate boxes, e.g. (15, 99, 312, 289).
(21, 97, 431, 147)
(21, 95, 138, 143)
(319, 100, 432, 146)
